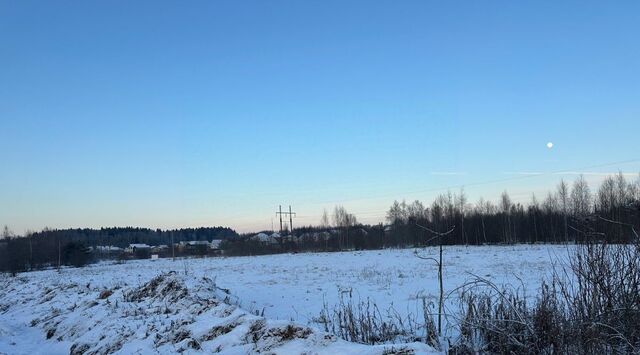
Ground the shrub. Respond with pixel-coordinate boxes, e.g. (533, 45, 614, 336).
(454, 240, 640, 353)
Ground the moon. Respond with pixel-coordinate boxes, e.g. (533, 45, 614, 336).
(547, 142, 554, 149)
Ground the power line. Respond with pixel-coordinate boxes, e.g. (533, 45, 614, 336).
(204, 158, 640, 232)
(286, 158, 640, 224)
(299, 158, 640, 207)
(275, 205, 296, 234)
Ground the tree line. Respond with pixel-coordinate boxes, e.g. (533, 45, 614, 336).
(223, 173, 639, 255)
(2, 173, 639, 273)
(0, 226, 237, 274)
(383, 173, 639, 247)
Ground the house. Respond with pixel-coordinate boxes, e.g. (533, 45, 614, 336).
(208, 240, 224, 255)
(317, 231, 331, 241)
(96, 245, 123, 254)
(151, 245, 168, 254)
(252, 233, 270, 242)
(126, 243, 150, 252)
(281, 234, 298, 242)
(181, 241, 210, 254)
(209, 240, 223, 250)
(251, 233, 279, 245)
(126, 243, 151, 259)
(126, 243, 150, 253)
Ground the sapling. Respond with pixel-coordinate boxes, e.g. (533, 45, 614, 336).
(414, 223, 455, 339)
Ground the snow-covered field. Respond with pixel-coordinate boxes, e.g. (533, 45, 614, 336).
(0, 244, 571, 354)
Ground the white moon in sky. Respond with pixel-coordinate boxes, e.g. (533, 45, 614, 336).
(547, 142, 554, 149)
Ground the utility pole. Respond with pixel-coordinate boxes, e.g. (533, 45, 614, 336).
(275, 205, 296, 234)
(289, 205, 294, 233)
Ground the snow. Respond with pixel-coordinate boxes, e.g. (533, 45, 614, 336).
(96, 245, 123, 252)
(0, 272, 434, 354)
(251, 233, 279, 244)
(181, 241, 210, 246)
(169, 244, 568, 325)
(129, 243, 151, 249)
(0, 244, 571, 354)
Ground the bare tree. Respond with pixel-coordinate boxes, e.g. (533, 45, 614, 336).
(542, 192, 558, 212)
(598, 176, 617, 212)
(431, 195, 446, 230)
(386, 200, 404, 224)
(557, 179, 569, 242)
(457, 188, 468, 244)
(408, 200, 427, 221)
(1, 225, 12, 239)
(333, 205, 357, 249)
(415, 224, 455, 335)
(628, 173, 640, 201)
(333, 205, 357, 228)
(445, 191, 455, 222)
(530, 193, 540, 243)
(615, 171, 629, 206)
(476, 198, 488, 244)
(570, 175, 592, 217)
(320, 209, 330, 228)
(501, 191, 512, 243)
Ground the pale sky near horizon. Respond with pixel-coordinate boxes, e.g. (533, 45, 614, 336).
(1, 1, 639, 234)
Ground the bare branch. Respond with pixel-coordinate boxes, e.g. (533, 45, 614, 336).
(415, 223, 456, 237)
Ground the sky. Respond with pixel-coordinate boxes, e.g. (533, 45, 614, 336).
(1, 1, 639, 234)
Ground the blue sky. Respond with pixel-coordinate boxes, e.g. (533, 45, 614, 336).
(1, 1, 639, 233)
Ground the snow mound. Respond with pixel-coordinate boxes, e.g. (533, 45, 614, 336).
(0, 271, 437, 354)
(123, 272, 189, 303)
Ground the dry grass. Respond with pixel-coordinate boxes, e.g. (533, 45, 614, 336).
(453, 241, 640, 354)
(314, 291, 440, 349)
